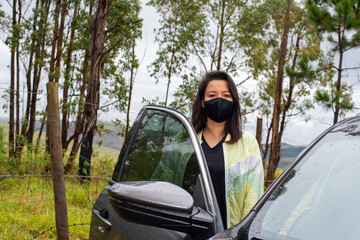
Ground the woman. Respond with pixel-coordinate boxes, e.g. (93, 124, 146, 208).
(192, 70, 264, 229)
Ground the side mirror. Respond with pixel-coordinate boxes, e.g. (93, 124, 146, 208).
(107, 181, 214, 234)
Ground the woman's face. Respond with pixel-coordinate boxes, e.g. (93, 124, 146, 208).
(203, 79, 233, 103)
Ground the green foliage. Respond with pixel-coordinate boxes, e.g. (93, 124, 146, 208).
(0, 143, 117, 239)
(0, 3, 5, 28)
(170, 73, 200, 113)
(315, 82, 355, 115)
(148, 0, 207, 107)
(307, 0, 359, 121)
(100, 0, 142, 140)
(248, 1, 324, 123)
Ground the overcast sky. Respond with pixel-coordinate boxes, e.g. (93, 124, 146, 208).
(0, 2, 359, 146)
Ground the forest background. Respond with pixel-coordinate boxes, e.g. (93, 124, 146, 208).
(1, 0, 360, 238)
(1, 0, 360, 184)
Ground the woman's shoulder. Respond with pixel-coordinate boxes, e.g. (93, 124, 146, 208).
(240, 131, 257, 143)
(225, 131, 256, 144)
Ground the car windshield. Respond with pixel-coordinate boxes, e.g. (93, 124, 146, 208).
(249, 120, 360, 240)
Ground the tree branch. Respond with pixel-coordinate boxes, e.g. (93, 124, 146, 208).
(191, 42, 207, 72)
(342, 66, 360, 71)
(101, 36, 124, 59)
(236, 76, 250, 86)
(104, 19, 143, 35)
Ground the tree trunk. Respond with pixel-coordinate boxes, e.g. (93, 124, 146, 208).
(54, 0, 67, 81)
(27, 59, 41, 145)
(217, 0, 226, 70)
(35, 113, 46, 154)
(266, 0, 292, 187)
(26, 0, 51, 145)
(47, 0, 67, 156)
(125, 39, 136, 139)
(62, 3, 78, 151)
(15, 0, 22, 159)
(263, 117, 272, 162)
(64, 0, 94, 174)
(333, 26, 344, 124)
(256, 118, 262, 153)
(9, 0, 17, 158)
(64, 46, 90, 173)
(49, 0, 61, 82)
(165, 50, 174, 107)
(79, 0, 109, 180)
(21, 0, 40, 140)
(274, 32, 300, 165)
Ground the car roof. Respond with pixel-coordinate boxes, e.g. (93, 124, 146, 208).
(330, 114, 360, 135)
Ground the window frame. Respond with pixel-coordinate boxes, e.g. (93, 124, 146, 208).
(111, 105, 223, 232)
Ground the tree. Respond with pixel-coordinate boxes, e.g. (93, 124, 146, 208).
(23, 0, 51, 148)
(148, 0, 254, 114)
(125, 39, 137, 138)
(9, 0, 17, 158)
(148, 0, 207, 107)
(234, 0, 330, 185)
(78, 0, 142, 178)
(101, 0, 142, 139)
(307, 0, 360, 124)
(79, 0, 109, 179)
(15, 0, 22, 158)
(63, 0, 95, 173)
(266, 0, 293, 187)
(61, 0, 79, 151)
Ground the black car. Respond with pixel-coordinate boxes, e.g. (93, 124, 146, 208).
(89, 105, 360, 240)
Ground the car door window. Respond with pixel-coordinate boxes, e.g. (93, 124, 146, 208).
(117, 109, 200, 195)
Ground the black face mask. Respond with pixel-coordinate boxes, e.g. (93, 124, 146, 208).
(204, 97, 235, 123)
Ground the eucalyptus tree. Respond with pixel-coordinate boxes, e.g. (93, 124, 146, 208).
(78, 0, 109, 179)
(8, 0, 17, 158)
(78, 0, 142, 178)
(307, 0, 360, 124)
(63, 0, 95, 173)
(149, 0, 256, 114)
(101, 0, 142, 138)
(182, 0, 248, 74)
(148, 0, 207, 107)
(21, 0, 51, 149)
(267, 0, 292, 186)
(235, 0, 332, 185)
(4, 0, 26, 159)
(61, 0, 80, 151)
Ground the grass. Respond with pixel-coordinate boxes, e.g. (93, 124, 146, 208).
(0, 177, 100, 239)
(0, 147, 118, 240)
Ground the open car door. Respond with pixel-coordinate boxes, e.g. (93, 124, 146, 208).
(89, 105, 224, 240)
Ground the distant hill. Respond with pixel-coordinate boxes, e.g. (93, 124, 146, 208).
(263, 144, 306, 169)
(0, 118, 125, 151)
(0, 118, 306, 168)
(93, 125, 124, 150)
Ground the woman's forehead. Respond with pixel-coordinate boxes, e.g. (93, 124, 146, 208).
(205, 79, 229, 91)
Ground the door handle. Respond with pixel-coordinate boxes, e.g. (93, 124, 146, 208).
(93, 209, 112, 232)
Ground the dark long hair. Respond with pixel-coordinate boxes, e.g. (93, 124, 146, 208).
(191, 70, 242, 144)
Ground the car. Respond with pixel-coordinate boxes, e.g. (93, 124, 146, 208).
(89, 105, 360, 240)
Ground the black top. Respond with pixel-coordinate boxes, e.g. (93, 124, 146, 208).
(201, 134, 227, 228)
